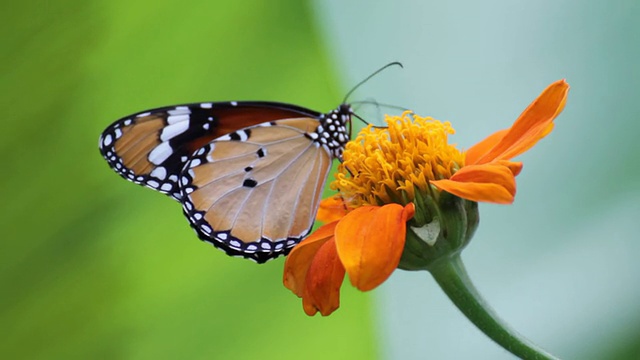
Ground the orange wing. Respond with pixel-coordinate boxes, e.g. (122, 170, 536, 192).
(99, 102, 323, 200)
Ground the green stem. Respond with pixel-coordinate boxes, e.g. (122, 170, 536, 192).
(429, 255, 559, 360)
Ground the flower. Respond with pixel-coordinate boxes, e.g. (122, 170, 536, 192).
(430, 80, 569, 204)
(284, 79, 570, 316)
(284, 203, 415, 316)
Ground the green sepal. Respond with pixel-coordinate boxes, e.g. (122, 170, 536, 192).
(398, 188, 479, 271)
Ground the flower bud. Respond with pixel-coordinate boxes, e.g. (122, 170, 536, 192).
(398, 188, 479, 270)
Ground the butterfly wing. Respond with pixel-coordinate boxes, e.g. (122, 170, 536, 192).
(98, 102, 322, 200)
(180, 117, 333, 263)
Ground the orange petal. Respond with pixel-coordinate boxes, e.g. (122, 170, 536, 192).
(496, 160, 523, 176)
(301, 239, 345, 316)
(430, 163, 517, 204)
(498, 122, 555, 161)
(465, 128, 508, 165)
(283, 221, 337, 297)
(474, 79, 569, 164)
(316, 196, 349, 223)
(334, 203, 414, 291)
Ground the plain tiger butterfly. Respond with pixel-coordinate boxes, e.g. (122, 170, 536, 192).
(98, 62, 401, 263)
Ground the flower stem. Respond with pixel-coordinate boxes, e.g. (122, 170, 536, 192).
(429, 255, 559, 360)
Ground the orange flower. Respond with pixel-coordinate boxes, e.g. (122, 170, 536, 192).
(284, 80, 569, 316)
(431, 80, 569, 203)
(284, 203, 415, 316)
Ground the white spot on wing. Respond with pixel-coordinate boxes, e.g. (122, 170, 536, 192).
(201, 224, 212, 234)
(200, 103, 213, 108)
(167, 114, 189, 124)
(168, 107, 190, 116)
(148, 142, 173, 165)
(103, 134, 112, 146)
(189, 158, 201, 168)
(238, 130, 249, 141)
(160, 120, 189, 141)
(150, 166, 167, 180)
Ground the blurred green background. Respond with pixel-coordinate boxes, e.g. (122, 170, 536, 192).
(3, 0, 639, 359)
(1, 1, 377, 359)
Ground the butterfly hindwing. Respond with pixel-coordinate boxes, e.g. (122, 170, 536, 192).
(180, 118, 333, 263)
(98, 102, 323, 200)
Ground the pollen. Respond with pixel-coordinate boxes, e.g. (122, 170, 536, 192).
(332, 111, 465, 207)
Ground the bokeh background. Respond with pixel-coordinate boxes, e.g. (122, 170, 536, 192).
(2, 1, 639, 359)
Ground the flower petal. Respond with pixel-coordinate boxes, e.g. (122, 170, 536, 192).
(474, 79, 569, 164)
(430, 163, 517, 204)
(316, 196, 349, 223)
(496, 160, 523, 176)
(334, 203, 415, 291)
(498, 122, 556, 161)
(465, 129, 508, 165)
(283, 221, 337, 297)
(301, 239, 345, 316)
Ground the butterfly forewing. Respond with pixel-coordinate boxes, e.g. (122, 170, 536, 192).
(99, 102, 322, 200)
(180, 118, 333, 263)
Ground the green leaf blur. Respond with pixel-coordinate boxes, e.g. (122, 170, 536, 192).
(0, 1, 376, 359)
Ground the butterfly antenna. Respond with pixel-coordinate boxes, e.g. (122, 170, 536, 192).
(351, 100, 409, 112)
(351, 99, 409, 129)
(351, 112, 370, 126)
(342, 61, 403, 104)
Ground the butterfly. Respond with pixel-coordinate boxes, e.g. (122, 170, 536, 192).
(99, 62, 401, 264)
(99, 101, 352, 263)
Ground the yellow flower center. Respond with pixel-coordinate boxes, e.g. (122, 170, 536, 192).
(332, 111, 465, 207)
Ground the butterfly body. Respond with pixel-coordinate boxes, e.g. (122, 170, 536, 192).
(99, 101, 352, 263)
